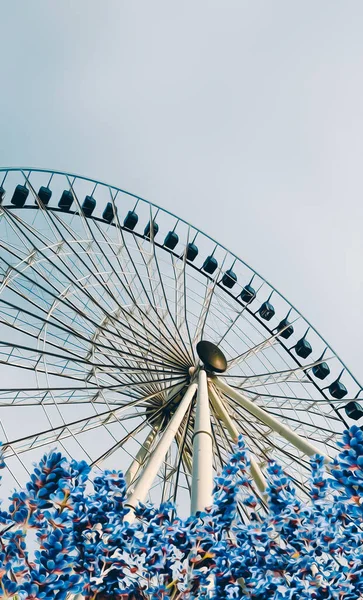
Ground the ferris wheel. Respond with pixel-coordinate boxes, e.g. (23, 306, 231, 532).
(0, 167, 361, 519)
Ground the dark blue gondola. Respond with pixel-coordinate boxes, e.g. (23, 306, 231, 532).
(312, 362, 330, 380)
(144, 221, 159, 238)
(58, 190, 73, 211)
(0, 186, 5, 203)
(11, 185, 29, 207)
(222, 269, 237, 289)
(259, 301, 275, 321)
(82, 196, 96, 217)
(103, 202, 115, 223)
(186, 242, 198, 261)
(277, 318, 294, 339)
(295, 337, 312, 359)
(329, 379, 348, 399)
(38, 186, 52, 205)
(240, 284, 256, 304)
(164, 231, 179, 250)
(202, 255, 218, 275)
(345, 401, 363, 421)
(123, 210, 138, 230)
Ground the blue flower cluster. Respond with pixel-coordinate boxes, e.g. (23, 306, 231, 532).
(1, 429, 363, 599)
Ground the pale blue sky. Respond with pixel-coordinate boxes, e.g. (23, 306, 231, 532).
(1, 1, 363, 380)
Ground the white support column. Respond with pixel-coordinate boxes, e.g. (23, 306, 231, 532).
(126, 382, 198, 521)
(250, 459, 268, 494)
(125, 427, 157, 489)
(208, 383, 267, 493)
(214, 377, 331, 462)
(191, 369, 214, 514)
(208, 383, 238, 441)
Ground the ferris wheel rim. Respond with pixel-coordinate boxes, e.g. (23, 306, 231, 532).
(0, 165, 360, 516)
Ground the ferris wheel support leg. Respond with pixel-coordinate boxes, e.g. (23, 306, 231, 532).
(125, 427, 158, 489)
(125, 382, 198, 522)
(208, 382, 267, 493)
(214, 377, 331, 462)
(191, 369, 214, 514)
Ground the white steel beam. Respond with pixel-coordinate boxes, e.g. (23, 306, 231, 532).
(125, 381, 189, 489)
(125, 427, 158, 488)
(126, 382, 198, 520)
(214, 377, 331, 462)
(208, 382, 238, 441)
(191, 369, 213, 514)
(208, 382, 267, 493)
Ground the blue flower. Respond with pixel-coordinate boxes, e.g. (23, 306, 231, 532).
(1, 426, 363, 598)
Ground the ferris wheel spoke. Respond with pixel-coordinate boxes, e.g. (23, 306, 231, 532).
(62, 181, 136, 299)
(170, 241, 196, 362)
(0, 249, 108, 330)
(62, 200, 186, 368)
(0, 338, 184, 381)
(216, 304, 252, 348)
(93, 209, 193, 368)
(243, 394, 344, 433)
(227, 320, 301, 369)
(21, 185, 131, 318)
(262, 405, 342, 422)
(132, 232, 192, 367)
(0, 405, 144, 459)
(91, 419, 152, 468)
(0, 308, 88, 357)
(0, 213, 182, 369)
(0, 346, 186, 389)
(145, 230, 194, 364)
(225, 371, 306, 387)
(228, 356, 334, 379)
(192, 252, 228, 347)
(0, 234, 111, 329)
(256, 407, 338, 439)
(0, 267, 186, 376)
(0, 385, 131, 407)
(0, 382, 186, 410)
(0, 295, 185, 376)
(223, 313, 343, 422)
(241, 389, 348, 406)
(81, 215, 174, 361)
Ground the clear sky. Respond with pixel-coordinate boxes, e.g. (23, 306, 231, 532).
(1, 1, 363, 382)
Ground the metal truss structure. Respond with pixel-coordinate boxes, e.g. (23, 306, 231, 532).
(0, 167, 361, 519)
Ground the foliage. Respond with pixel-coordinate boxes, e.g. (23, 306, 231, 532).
(1, 427, 363, 599)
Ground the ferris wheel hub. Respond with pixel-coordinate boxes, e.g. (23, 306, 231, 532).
(145, 384, 189, 429)
(196, 340, 227, 373)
